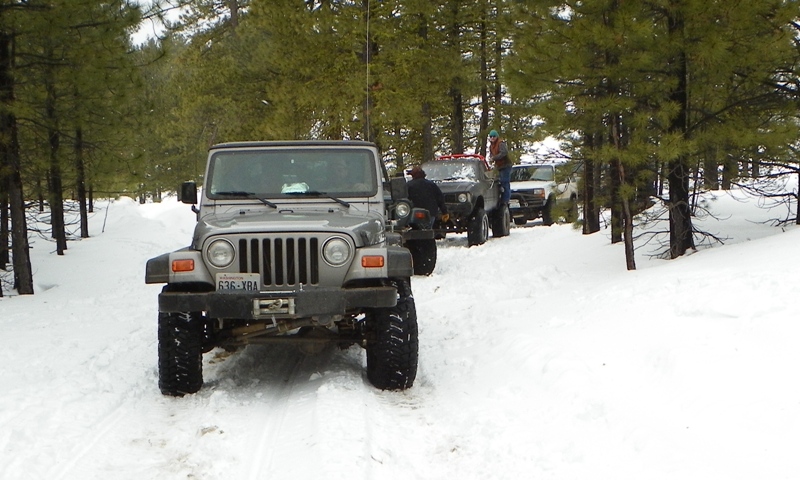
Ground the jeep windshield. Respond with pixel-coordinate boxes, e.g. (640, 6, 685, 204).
(206, 148, 379, 199)
(511, 165, 555, 182)
(421, 161, 481, 182)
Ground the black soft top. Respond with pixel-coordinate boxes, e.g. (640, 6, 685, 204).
(210, 140, 377, 150)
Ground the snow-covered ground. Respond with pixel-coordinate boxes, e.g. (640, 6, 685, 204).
(1, 189, 798, 480)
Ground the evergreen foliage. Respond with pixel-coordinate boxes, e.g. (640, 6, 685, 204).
(3, 0, 800, 292)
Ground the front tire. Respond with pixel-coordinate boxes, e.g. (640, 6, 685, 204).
(566, 195, 579, 223)
(366, 279, 418, 390)
(158, 311, 204, 396)
(542, 198, 555, 226)
(467, 207, 489, 246)
(491, 204, 511, 237)
(407, 239, 437, 276)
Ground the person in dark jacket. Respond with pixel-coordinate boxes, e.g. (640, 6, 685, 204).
(488, 129, 512, 205)
(406, 166, 448, 227)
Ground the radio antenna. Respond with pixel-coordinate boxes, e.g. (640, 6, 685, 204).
(365, 0, 371, 141)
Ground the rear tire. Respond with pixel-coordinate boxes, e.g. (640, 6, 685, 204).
(407, 239, 437, 276)
(366, 279, 418, 390)
(467, 208, 489, 246)
(158, 311, 204, 396)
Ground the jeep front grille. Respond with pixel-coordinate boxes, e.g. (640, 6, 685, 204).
(236, 236, 320, 286)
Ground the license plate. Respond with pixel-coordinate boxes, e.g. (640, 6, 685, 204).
(509, 200, 520, 208)
(216, 273, 260, 291)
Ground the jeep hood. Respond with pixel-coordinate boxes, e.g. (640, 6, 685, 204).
(191, 209, 385, 248)
(435, 181, 481, 194)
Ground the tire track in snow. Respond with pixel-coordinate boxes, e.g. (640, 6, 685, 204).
(242, 349, 310, 480)
(46, 402, 129, 480)
(215, 344, 378, 480)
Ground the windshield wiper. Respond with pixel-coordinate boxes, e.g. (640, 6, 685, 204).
(301, 190, 351, 208)
(213, 191, 277, 208)
(214, 190, 251, 197)
(250, 196, 278, 209)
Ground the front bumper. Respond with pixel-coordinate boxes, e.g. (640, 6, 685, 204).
(509, 192, 546, 217)
(158, 285, 398, 319)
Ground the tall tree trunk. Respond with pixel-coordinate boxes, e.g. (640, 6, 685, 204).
(582, 132, 601, 234)
(361, 0, 378, 144)
(228, 0, 239, 30)
(422, 102, 433, 162)
(666, 7, 694, 258)
(609, 159, 623, 244)
(703, 145, 720, 190)
(478, 11, 489, 157)
(1, 178, 7, 270)
(75, 128, 89, 238)
(0, 32, 34, 294)
(45, 62, 67, 255)
(611, 113, 635, 270)
(721, 153, 736, 189)
(448, 0, 464, 154)
(493, 32, 503, 131)
(450, 88, 464, 154)
(393, 125, 406, 173)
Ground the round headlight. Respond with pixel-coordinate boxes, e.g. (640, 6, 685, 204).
(206, 239, 235, 268)
(323, 237, 351, 267)
(395, 201, 411, 218)
(457, 193, 469, 203)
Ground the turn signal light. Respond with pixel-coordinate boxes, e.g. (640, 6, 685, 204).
(414, 211, 428, 219)
(172, 259, 195, 272)
(361, 256, 385, 268)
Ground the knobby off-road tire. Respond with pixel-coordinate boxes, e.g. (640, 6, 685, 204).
(467, 208, 489, 246)
(491, 204, 511, 237)
(158, 311, 204, 396)
(542, 198, 555, 226)
(407, 239, 437, 276)
(366, 279, 419, 390)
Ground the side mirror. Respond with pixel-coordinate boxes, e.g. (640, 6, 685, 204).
(389, 176, 408, 201)
(179, 181, 198, 204)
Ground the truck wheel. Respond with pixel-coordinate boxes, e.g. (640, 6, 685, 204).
(542, 198, 555, 226)
(366, 279, 418, 390)
(407, 239, 437, 276)
(491, 204, 511, 237)
(566, 195, 579, 223)
(158, 311, 204, 396)
(467, 208, 489, 246)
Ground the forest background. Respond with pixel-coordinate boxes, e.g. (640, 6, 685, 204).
(2, 0, 800, 295)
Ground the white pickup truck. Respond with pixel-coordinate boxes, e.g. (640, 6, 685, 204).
(508, 162, 579, 226)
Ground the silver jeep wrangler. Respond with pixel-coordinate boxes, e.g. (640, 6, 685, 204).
(145, 141, 419, 396)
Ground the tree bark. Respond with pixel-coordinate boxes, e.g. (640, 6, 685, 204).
(609, 158, 623, 244)
(609, 111, 635, 269)
(477, 11, 489, 157)
(45, 62, 67, 255)
(448, 0, 464, 154)
(1, 178, 7, 270)
(582, 132, 601, 235)
(666, 7, 695, 258)
(0, 31, 34, 294)
(422, 101, 433, 162)
(75, 128, 89, 238)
